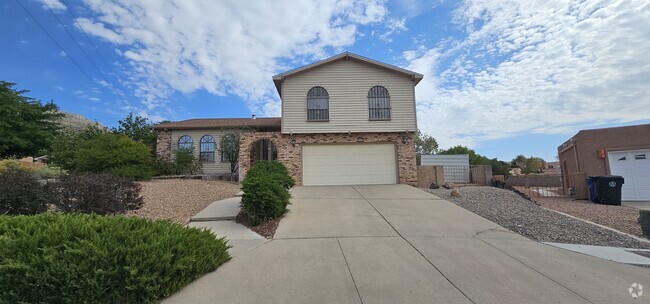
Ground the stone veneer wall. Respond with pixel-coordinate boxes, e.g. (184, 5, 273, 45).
(155, 130, 172, 160)
(239, 132, 417, 186)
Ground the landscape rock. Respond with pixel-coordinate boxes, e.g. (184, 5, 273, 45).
(429, 182, 440, 189)
(443, 182, 455, 189)
(427, 186, 650, 249)
(451, 189, 461, 197)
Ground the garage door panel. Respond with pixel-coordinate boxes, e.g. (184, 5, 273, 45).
(608, 150, 650, 201)
(303, 144, 397, 186)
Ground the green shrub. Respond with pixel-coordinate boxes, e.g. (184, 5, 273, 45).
(639, 210, 650, 238)
(47, 173, 143, 215)
(154, 148, 203, 176)
(245, 161, 294, 190)
(241, 176, 290, 225)
(0, 159, 34, 172)
(32, 165, 64, 179)
(0, 213, 230, 303)
(70, 133, 155, 180)
(0, 169, 47, 215)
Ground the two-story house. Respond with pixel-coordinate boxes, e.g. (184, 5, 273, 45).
(154, 52, 423, 186)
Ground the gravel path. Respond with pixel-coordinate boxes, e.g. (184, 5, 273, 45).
(535, 197, 644, 237)
(428, 186, 650, 249)
(135, 179, 240, 224)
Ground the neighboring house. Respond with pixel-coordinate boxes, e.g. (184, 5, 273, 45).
(557, 123, 650, 201)
(154, 52, 422, 186)
(542, 161, 560, 175)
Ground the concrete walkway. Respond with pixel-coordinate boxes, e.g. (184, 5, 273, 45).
(188, 197, 268, 257)
(166, 185, 650, 304)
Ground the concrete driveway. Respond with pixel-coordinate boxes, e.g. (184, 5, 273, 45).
(166, 185, 650, 304)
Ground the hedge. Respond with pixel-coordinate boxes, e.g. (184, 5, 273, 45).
(0, 213, 230, 303)
(244, 161, 295, 190)
(240, 161, 293, 225)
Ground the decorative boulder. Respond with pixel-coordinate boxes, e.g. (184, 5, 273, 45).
(429, 183, 440, 189)
(451, 189, 462, 197)
(443, 182, 455, 189)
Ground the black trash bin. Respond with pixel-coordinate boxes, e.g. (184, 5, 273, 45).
(590, 176, 624, 205)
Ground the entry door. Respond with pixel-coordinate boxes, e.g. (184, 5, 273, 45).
(302, 143, 397, 186)
(608, 150, 650, 201)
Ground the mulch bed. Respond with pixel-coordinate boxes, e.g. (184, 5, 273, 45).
(235, 210, 282, 239)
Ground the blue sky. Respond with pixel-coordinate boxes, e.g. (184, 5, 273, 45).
(2, 0, 649, 162)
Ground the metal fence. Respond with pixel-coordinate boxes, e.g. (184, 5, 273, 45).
(503, 175, 569, 198)
(510, 186, 568, 198)
(444, 165, 470, 183)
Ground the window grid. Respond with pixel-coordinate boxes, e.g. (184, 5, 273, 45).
(178, 135, 193, 150)
(200, 135, 215, 162)
(307, 86, 329, 121)
(368, 85, 391, 121)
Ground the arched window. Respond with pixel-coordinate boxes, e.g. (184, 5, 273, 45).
(178, 135, 193, 150)
(307, 86, 329, 121)
(368, 86, 390, 120)
(199, 135, 215, 162)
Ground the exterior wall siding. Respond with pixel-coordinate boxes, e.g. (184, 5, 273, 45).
(169, 129, 235, 174)
(281, 59, 417, 134)
(239, 131, 417, 186)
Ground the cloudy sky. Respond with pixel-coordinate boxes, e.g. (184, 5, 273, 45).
(3, 0, 649, 161)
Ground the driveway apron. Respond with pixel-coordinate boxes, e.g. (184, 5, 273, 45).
(165, 185, 650, 304)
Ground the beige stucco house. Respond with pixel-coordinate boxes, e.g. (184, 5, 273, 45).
(154, 52, 423, 186)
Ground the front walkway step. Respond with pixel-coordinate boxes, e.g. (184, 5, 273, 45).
(545, 242, 650, 265)
(188, 221, 268, 257)
(191, 197, 241, 222)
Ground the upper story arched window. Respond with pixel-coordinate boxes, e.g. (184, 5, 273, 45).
(368, 86, 390, 121)
(178, 135, 193, 150)
(199, 135, 216, 162)
(307, 86, 329, 121)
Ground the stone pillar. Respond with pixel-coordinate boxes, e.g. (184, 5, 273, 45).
(155, 130, 172, 161)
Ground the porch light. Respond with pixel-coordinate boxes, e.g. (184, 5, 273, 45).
(291, 138, 297, 147)
(401, 136, 409, 145)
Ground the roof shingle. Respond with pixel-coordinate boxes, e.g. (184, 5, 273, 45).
(153, 117, 281, 130)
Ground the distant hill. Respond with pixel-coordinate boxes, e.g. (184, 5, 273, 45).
(57, 112, 107, 132)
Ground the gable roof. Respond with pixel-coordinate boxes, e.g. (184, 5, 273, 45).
(153, 117, 281, 130)
(272, 51, 424, 96)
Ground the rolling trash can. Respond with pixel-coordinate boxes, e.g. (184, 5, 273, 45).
(590, 176, 624, 205)
(585, 178, 596, 203)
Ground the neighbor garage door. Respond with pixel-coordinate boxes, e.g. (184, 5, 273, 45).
(608, 150, 650, 201)
(302, 143, 397, 186)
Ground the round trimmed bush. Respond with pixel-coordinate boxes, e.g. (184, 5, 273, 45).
(241, 175, 290, 225)
(245, 161, 295, 190)
(0, 213, 230, 303)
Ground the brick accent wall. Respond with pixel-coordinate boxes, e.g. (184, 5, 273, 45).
(156, 130, 172, 160)
(239, 132, 417, 186)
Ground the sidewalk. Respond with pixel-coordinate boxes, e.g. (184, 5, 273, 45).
(188, 197, 268, 257)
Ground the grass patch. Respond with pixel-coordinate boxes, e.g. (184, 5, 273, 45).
(0, 213, 230, 303)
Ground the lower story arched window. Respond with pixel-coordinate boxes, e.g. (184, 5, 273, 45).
(200, 135, 215, 162)
(178, 135, 193, 150)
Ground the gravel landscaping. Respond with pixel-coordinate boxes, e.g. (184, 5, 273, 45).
(136, 179, 240, 223)
(428, 186, 650, 249)
(535, 197, 644, 237)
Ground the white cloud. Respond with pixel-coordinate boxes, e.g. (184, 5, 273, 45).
(378, 18, 408, 42)
(75, 0, 387, 117)
(406, 0, 650, 150)
(42, 0, 67, 11)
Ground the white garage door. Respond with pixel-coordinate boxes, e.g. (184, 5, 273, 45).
(608, 150, 650, 201)
(302, 143, 397, 186)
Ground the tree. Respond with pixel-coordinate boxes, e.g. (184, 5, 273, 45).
(0, 81, 62, 157)
(112, 113, 156, 149)
(438, 145, 511, 176)
(49, 125, 107, 170)
(510, 155, 543, 174)
(69, 133, 155, 180)
(414, 130, 438, 165)
(219, 132, 240, 173)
